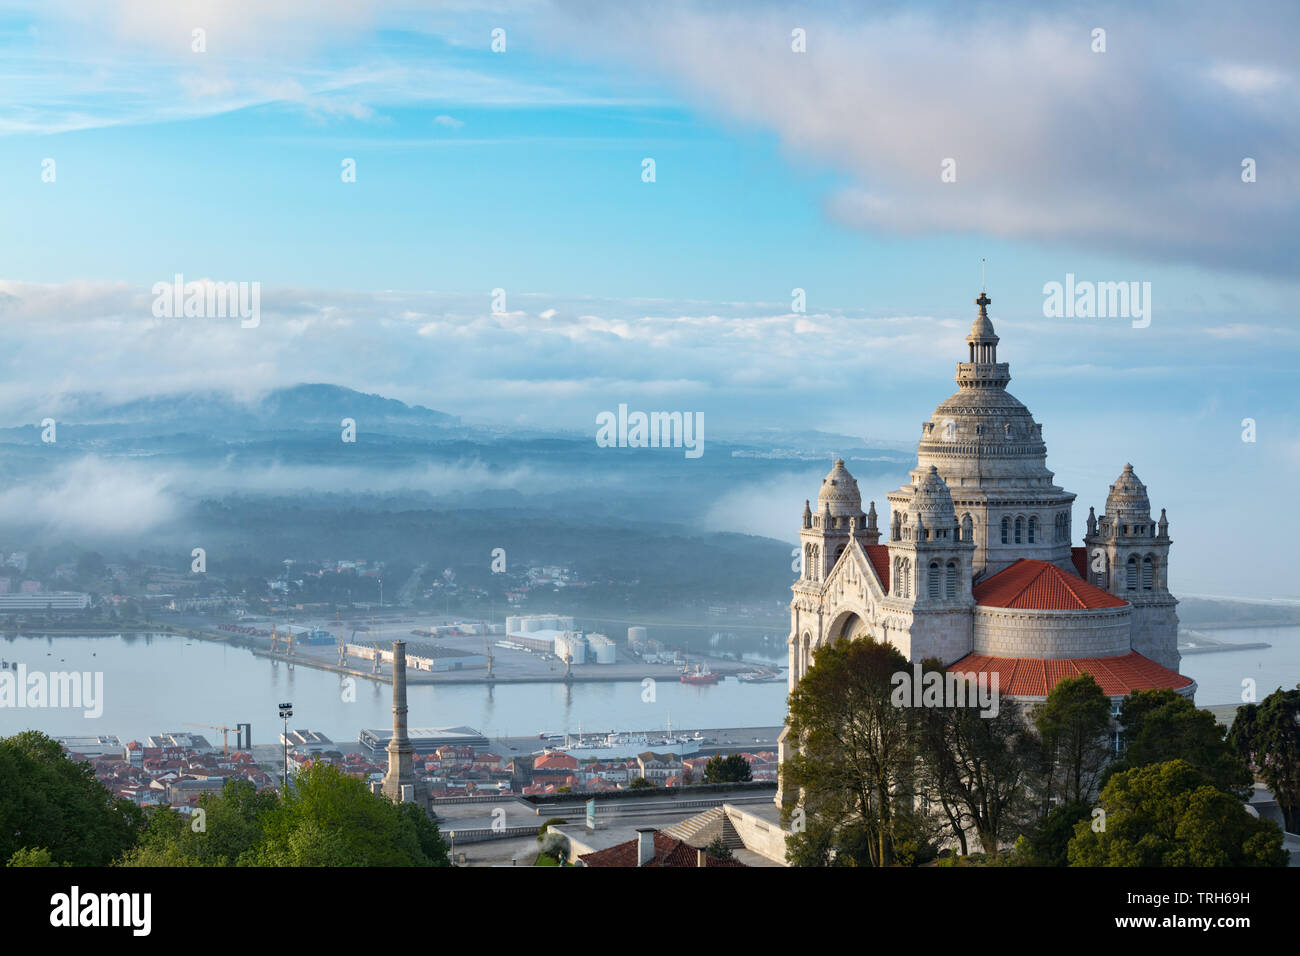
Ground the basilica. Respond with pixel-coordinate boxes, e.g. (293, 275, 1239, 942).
(777, 291, 1194, 781)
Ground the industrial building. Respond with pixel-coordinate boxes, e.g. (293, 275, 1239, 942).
(505, 614, 575, 634)
(280, 729, 335, 754)
(359, 725, 489, 756)
(346, 640, 488, 672)
(0, 591, 91, 611)
(502, 615, 617, 665)
(56, 735, 124, 758)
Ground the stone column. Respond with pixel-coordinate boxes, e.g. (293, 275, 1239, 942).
(381, 641, 419, 804)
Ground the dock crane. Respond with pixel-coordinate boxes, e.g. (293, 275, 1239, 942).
(480, 622, 494, 680)
(268, 624, 295, 659)
(336, 610, 347, 667)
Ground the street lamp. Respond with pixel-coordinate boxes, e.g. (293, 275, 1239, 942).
(278, 701, 293, 792)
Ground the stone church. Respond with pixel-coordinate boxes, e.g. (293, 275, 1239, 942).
(776, 292, 1194, 790)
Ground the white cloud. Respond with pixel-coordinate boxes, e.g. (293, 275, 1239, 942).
(537, 2, 1300, 275)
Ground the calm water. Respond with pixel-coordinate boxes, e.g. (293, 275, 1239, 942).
(3, 626, 1295, 745)
(0, 633, 788, 744)
(1178, 626, 1300, 706)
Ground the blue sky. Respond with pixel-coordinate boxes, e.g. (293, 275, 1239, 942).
(0, 1, 1298, 595)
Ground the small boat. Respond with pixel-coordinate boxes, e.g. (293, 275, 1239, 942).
(680, 663, 718, 685)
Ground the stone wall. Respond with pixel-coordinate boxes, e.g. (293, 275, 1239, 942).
(1129, 601, 1180, 670)
(973, 604, 1130, 658)
(724, 804, 790, 865)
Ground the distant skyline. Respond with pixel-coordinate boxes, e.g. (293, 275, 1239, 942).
(1, 1, 1297, 598)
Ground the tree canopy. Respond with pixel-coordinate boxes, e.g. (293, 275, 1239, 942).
(1229, 685, 1300, 833)
(1067, 759, 1285, 867)
(781, 637, 921, 866)
(0, 730, 143, 866)
(1108, 689, 1252, 798)
(703, 753, 752, 785)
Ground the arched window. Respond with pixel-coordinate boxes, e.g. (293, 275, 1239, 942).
(1014, 517, 1023, 544)
(901, 559, 912, 598)
(1126, 555, 1138, 590)
(928, 561, 940, 599)
(1093, 550, 1108, 589)
(1142, 555, 1154, 590)
(1001, 517, 1010, 544)
(961, 513, 973, 543)
(945, 561, 958, 599)
(1028, 516, 1037, 544)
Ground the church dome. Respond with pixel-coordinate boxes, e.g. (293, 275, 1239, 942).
(1104, 463, 1151, 521)
(818, 459, 862, 517)
(912, 293, 1056, 489)
(910, 465, 956, 523)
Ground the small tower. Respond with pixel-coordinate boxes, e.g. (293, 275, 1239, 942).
(1083, 464, 1179, 669)
(798, 459, 870, 583)
(885, 466, 975, 662)
(380, 641, 428, 810)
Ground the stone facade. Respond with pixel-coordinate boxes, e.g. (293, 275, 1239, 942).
(775, 292, 1189, 806)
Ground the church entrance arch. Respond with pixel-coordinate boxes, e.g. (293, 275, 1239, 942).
(824, 608, 871, 645)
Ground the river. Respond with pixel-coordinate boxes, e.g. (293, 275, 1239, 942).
(2, 625, 1295, 745)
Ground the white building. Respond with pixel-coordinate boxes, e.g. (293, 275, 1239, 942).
(0, 591, 90, 611)
(56, 735, 124, 759)
(778, 292, 1193, 802)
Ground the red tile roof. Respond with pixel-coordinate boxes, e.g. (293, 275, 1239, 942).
(534, 753, 579, 771)
(974, 558, 1127, 610)
(1070, 547, 1088, 579)
(581, 831, 746, 868)
(947, 650, 1194, 698)
(864, 544, 890, 591)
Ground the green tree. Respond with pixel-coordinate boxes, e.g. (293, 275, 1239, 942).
(1108, 689, 1251, 798)
(1229, 686, 1300, 833)
(781, 637, 918, 867)
(1034, 674, 1112, 806)
(703, 753, 752, 785)
(1019, 801, 1091, 867)
(628, 777, 654, 790)
(1067, 759, 1286, 867)
(247, 762, 447, 866)
(120, 780, 281, 867)
(7, 846, 57, 866)
(917, 664, 1038, 854)
(399, 801, 451, 866)
(703, 836, 733, 861)
(0, 731, 143, 866)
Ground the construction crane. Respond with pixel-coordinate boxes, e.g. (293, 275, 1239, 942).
(183, 721, 237, 756)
